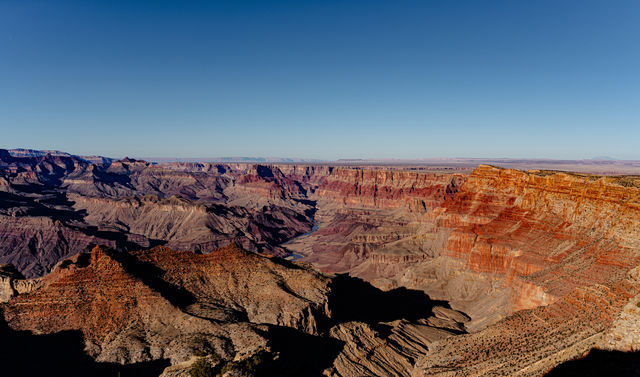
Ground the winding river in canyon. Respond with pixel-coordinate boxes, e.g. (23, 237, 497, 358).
(282, 216, 319, 261)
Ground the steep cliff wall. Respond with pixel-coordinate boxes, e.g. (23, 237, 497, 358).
(440, 165, 640, 311)
(316, 168, 465, 210)
(285, 164, 640, 334)
(281, 169, 464, 276)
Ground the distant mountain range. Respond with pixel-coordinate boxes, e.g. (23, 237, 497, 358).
(145, 156, 326, 163)
(5, 148, 640, 175)
(7, 148, 114, 166)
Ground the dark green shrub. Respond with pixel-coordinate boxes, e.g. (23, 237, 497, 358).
(216, 352, 274, 377)
(239, 353, 269, 374)
(189, 357, 214, 377)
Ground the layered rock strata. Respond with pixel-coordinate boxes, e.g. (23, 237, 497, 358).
(0, 151, 324, 277)
(286, 164, 640, 375)
(0, 244, 468, 376)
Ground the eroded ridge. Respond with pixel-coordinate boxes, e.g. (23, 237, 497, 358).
(1, 244, 468, 376)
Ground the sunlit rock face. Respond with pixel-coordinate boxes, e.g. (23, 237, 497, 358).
(293, 164, 639, 312)
(316, 167, 465, 210)
(440, 165, 640, 312)
(2, 244, 331, 364)
(285, 163, 640, 376)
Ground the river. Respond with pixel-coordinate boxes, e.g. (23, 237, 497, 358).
(281, 218, 318, 261)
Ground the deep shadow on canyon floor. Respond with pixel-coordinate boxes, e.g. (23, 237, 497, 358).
(327, 273, 453, 324)
(545, 349, 640, 377)
(0, 314, 170, 377)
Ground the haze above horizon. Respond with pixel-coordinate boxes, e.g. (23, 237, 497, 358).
(1, 1, 638, 160)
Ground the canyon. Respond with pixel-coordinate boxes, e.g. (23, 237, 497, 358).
(1, 149, 640, 376)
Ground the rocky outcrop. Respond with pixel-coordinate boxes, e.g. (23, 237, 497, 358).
(414, 277, 640, 376)
(135, 244, 331, 334)
(327, 308, 468, 377)
(0, 243, 469, 376)
(1, 244, 330, 364)
(0, 264, 38, 302)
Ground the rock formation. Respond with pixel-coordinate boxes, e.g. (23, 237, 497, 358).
(0, 244, 466, 376)
(284, 164, 640, 375)
(3, 148, 640, 376)
(0, 151, 320, 277)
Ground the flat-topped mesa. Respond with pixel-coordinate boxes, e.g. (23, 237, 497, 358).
(441, 164, 640, 312)
(316, 168, 466, 211)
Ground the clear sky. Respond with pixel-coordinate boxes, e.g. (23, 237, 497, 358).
(1, 0, 638, 160)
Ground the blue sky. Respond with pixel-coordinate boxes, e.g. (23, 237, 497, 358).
(1, 0, 638, 159)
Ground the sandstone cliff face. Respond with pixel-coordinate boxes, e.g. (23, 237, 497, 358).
(284, 169, 465, 276)
(291, 164, 640, 321)
(316, 168, 465, 210)
(440, 165, 640, 312)
(0, 264, 38, 302)
(283, 163, 640, 375)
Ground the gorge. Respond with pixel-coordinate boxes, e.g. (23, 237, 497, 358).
(1, 149, 640, 376)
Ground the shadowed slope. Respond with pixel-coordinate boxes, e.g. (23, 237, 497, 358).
(0, 313, 169, 377)
(544, 349, 640, 377)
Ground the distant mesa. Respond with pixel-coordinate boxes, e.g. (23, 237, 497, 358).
(145, 156, 326, 163)
(6, 148, 114, 166)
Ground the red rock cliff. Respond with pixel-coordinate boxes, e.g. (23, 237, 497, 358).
(440, 165, 640, 311)
(316, 168, 466, 211)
